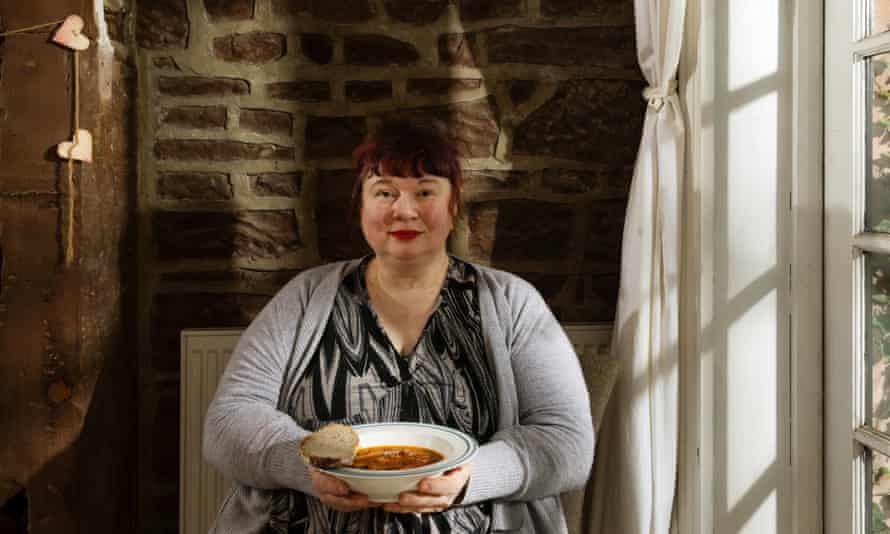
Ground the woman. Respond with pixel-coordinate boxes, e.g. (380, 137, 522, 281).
(203, 119, 594, 533)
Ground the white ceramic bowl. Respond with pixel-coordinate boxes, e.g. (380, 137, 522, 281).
(320, 422, 478, 502)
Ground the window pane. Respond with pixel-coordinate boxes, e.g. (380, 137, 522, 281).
(870, 254, 890, 430)
(872, 448, 890, 533)
(869, 54, 890, 232)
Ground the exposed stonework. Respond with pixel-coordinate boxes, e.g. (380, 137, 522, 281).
(346, 81, 392, 102)
(151, 492, 180, 529)
(160, 106, 227, 129)
(213, 32, 286, 64)
(540, 167, 631, 195)
(407, 78, 482, 96)
(154, 139, 295, 161)
(160, 269, 301, 285)
(584, 200, 626, 263)
(152, 390, 180, 484)
(542, 170, 598, 194)
(240, 109, 293, 136)
(301, 33, 334, 64)
(386, 98, 500, 158)
(507, 79, 537, 104)
(564, 273, 620, 322)
(248, 172, 302, 197)
(158, 172, 233, 200)
(267, 81, 330, 102)
(159, 76, 250, 96)
(516, 272, 568, 301)
(513, 79, 644, 163)
(464, 170, 529, 193)
(272, 0, 374, 22)
(541, 0, 634, 21)
(136, 1, 642, 528)
(438, 33, 477, 67)
(468, 200, 574, 261)
(135, 0, 188, 49)
(315, 169, 369, 261)
(384, 0, 449, 24)
(486, 26, 637, 69)
(154, 210, 301, 260)
(153, 56, 181, 70)
(305, 116, 367, 159)
(458, 0, 524, 21)
(151, 292, 270, 367)
(345, 35, 420, 66)
(204, 0, 256, 20)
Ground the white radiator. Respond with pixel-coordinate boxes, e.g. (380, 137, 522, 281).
(179, 324, 613, 534)
(563, 323, 613, 363)
(180, 329, 242, 534)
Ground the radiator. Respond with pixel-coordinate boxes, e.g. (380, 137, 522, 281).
(180, 329, 242, 534)
(179, 323, 612, 534)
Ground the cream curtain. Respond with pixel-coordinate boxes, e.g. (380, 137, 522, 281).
(588, 0, 686, 531)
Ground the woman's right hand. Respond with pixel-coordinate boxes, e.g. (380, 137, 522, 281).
(309, 468, 380, 512)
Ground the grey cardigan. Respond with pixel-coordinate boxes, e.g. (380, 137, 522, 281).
(203, 258, 594, 533)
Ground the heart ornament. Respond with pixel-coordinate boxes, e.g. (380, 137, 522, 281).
(52, 15, 90, 51)
(57, 129, 93, 163)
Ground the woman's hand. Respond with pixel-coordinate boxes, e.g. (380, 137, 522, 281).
(383, 464, 471, 514)
(310, 468, 380, 512)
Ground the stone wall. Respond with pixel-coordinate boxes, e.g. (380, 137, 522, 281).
(0, 0, 137, 532)
(135, 0, 643, 530)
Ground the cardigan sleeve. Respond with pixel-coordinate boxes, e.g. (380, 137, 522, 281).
(202, 278, 316, 495)
(462, 276, 595, 504)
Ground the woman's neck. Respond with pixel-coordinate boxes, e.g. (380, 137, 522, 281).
(370, 252, 449, 293)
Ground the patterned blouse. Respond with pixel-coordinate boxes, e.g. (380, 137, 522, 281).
(268, 256, 499, 534)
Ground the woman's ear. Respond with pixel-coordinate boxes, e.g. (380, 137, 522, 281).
(447, 204, 459, 233)
(449, 197, 460, 219)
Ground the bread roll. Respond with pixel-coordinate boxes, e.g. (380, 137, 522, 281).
(299, 423, 359, 468)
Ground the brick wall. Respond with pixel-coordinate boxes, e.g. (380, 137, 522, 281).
(135, 0, 644, 530)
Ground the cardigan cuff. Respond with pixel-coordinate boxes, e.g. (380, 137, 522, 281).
(266, 439, 314, 495)
(460, 440, 524, 505)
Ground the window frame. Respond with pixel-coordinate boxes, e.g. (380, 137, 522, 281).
(824, 1, 890, 533)
(681, 1, 823, 533)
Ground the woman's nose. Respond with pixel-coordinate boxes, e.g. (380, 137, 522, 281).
(391, 192, 419, 218)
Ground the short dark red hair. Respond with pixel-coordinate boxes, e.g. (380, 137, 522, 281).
(350, 118, 463, 217)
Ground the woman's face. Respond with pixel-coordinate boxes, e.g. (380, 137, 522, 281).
(360, 174, 455, 263)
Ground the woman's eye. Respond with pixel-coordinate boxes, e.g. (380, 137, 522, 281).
(418, 190, 434, 198)
(375, 190, 394, 198)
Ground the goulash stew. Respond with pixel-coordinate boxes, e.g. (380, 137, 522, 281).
(351, 446, 444, 470)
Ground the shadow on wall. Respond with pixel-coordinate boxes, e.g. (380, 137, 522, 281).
(702, 0, 793, 532)
(312, 4, 645, 325)
(0, 489, 27, 532)
(138, 0, 644, 531)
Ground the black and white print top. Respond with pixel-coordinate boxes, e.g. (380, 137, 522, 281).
(267, 256, 499, 534)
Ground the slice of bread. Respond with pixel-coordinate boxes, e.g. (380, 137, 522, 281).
(299, 423, 360, 469)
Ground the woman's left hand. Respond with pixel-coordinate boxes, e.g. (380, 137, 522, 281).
(383, 464, 471, 514)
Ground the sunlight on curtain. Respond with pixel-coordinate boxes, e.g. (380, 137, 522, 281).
(588, 0, 686, 532)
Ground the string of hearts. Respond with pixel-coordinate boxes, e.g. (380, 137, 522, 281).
(0, 15, 92, 267)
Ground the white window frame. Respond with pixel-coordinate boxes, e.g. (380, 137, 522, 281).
(790, 2, 824, 533)
(681, 1, 822, 533)
(824, 2, 890, 533)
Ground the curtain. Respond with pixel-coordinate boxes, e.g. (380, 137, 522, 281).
(588, 0, 686, 532)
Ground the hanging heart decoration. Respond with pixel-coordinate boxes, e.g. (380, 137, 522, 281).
(52, 15, 90, 51)
(0, 14, 93, 266)
(57, 129, 93, 163)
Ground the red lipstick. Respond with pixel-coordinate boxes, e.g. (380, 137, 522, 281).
(390, 230, 420, 240)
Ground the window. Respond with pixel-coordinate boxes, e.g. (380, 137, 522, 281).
(826, 2, 890, 533)
(681, 2, 822, 533)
